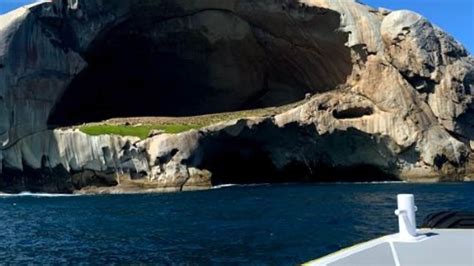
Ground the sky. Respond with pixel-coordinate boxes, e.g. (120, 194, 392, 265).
(0, 0, 44, 15)
(0, 0, 472, 53)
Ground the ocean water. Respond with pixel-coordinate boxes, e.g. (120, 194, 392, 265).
(0, 182, 473, 264)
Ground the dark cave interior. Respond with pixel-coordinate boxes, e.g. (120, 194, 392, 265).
(48, 29, 219, 126)
(47, 7, 353, 127)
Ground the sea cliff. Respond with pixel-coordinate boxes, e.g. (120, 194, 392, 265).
(0, 0, 473, 193)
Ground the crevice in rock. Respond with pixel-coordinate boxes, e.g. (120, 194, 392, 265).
(433, 154, 449, 169)
(403, 73, 437, 94)
(463, 71, 474, 95)
(446, 129, 470, 145)
(447, 105, 474, 142)
(156, 149, 179, 165)
(351, 43, 370, 64)
(332, 106, 374, 119)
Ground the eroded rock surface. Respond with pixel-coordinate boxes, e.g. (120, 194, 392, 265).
(0, 0, 472, 192)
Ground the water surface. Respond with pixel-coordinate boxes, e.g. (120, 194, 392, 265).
(0, 183, 472, 264)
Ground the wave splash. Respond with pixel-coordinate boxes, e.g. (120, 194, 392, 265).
(212, 183, 272, 189)
(0, 192, 78, 198)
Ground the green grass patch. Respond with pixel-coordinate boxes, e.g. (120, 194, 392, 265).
(77, 100, 307, 140)
(79, 124, 202, 139)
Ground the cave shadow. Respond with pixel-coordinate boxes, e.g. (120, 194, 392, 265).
(47, 1, 353, 127)
(47, 29, 214, 126)
(188, 120, 402, 186)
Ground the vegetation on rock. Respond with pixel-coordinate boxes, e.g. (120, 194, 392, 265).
(79, 124, 202, 139)
(77, 101, 304, 139)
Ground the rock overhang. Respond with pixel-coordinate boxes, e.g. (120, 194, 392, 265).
(0, 0, 355, 129)
(0, 0, 473, 192)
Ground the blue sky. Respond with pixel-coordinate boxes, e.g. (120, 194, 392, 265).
(0, 0, 42, 15)
(0, 0, 472, 53)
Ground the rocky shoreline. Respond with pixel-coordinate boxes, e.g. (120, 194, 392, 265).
(0, 0, 473, 193)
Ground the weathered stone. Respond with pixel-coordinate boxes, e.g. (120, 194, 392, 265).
(0, 0, 473, 193)
(148, 129, 165, 138)
(182, 168, 213, 189)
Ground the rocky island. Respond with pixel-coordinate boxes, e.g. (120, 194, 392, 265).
(0, 0, 473, 193)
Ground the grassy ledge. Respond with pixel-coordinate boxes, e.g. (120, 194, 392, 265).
(76, 100, 306, 140)
(79, 124, 202, 139)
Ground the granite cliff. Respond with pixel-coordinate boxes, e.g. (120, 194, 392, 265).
(0, 0, 472, 193)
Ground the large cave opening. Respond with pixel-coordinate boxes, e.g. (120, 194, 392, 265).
(48, 8, 352, 127)
(48, 20, 225, 125)
(52, 37, 215, 125)
(188, 123, 400, 185)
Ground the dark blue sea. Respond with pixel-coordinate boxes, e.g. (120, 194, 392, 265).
(0, 182, 473, 264)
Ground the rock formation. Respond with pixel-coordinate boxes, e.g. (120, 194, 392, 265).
(0, 0, 472, 193)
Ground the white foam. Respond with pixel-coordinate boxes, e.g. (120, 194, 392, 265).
(314, 181, 407, 185)
(212, 184, 238, 189)
(212, 183, 272, 189)
(212, 181, 405, 189)
(0, 192, 78, 197)
(353, 181, 407, 184)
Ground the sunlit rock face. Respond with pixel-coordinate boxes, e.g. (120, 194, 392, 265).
(0, 0, 473, 192)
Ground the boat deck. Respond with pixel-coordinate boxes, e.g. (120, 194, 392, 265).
(305, 229, 474, 266)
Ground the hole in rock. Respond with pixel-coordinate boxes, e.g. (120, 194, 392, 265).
(48, 7, 352, 126)
(332, 106, 373, 119)
(405, 75, 436, 94)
